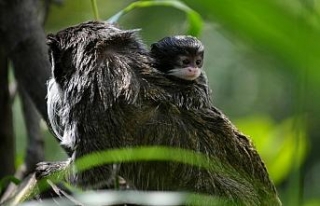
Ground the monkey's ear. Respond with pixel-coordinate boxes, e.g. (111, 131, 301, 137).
(46, 34, 66, 86)
(96, 29, 142, 55)
(47, 34, 60, 53)
(110, 28, 140, 41)
(110, 29, 141, 44)
(112, 28, 141, 37)
(46, 34, 59, 66)
(47, 34, 56, 45)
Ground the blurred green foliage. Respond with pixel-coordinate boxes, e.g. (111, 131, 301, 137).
(107, 0, 203, 36)
(9, 0, 320, 205)
(235, 115, 307, 184)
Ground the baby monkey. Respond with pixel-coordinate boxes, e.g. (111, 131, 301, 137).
(151, 35, 204, 81)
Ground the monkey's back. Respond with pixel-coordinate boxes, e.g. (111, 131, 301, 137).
(109, 73, 280, 205)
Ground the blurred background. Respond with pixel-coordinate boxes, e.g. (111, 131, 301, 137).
(9, 0, 320, 205)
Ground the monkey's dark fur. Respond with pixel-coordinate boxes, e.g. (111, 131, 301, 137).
(38, 21, 281, 205)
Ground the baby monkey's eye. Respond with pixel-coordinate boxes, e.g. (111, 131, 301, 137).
(182, 59, 190, 65)
(196, 59, 202, 66)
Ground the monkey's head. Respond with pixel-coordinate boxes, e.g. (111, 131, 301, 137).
(47, 21, 146, 88)
(46, 21, 148, 148)
(151, 35, 204, 81)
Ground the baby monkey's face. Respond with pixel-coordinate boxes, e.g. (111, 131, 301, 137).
(170, 51, 203, 81)
(151, 35, 205, 81)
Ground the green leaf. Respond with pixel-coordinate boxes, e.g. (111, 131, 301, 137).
(0, 176, 21, 193)
(75, 147, 219, 172)
(74, 146, 256, 187)
(108, 0, 203, 36)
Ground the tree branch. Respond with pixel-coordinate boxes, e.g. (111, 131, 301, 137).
(0, 0, 51, 123)
(19, 86, 45, 174)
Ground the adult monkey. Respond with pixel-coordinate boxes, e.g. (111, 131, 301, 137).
(36, 21, 281, 205)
